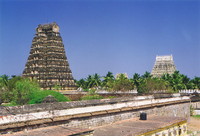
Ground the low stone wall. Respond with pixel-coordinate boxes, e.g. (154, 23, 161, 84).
(179, 90, 200, 94)
(0, 96, 154, 115)
(191, 101, 200, 109)
(0, 95, 191, 133)
(65, 102, 190, 129)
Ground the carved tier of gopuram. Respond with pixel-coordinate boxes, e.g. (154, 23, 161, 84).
(23, 22, 77, 90)
(151, 55, 176, 77)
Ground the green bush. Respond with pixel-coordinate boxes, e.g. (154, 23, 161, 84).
(192, 115, 200, 119)
(88, 89, 96, 95)
(12, 79, 40, 105)
(105, 96, 116, 99)
(83, 88, 90, 92)
(5, 78, 70, 105)
(81, 94, 104, 100)
(28, 90, 70, 104)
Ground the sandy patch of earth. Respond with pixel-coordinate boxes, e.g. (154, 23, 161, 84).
(188, 117, 200, 135)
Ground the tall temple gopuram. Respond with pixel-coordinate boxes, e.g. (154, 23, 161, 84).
(23, 22, 76, 90)
(151, 55, 176, 77)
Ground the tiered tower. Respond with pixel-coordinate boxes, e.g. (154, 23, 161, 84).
(151, 55, 176, 77)
(23, 22, 76, 90)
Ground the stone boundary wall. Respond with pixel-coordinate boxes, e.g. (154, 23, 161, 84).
(0, 96, 155, 115)
(179, 90, 200, 94)
(191, 101, 200, 109)
(96, 90, 138, 94)
(191, 101, 200, 115)
(0, 95, 191, 132)
(0, 94, 182, 115)
(65, 103, 190, 129)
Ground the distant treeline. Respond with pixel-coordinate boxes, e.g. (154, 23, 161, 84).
(75, 71, 200, 93)
(1, 71, 200, 105)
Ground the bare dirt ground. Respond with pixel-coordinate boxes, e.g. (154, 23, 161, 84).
(188, 117, 200, 135)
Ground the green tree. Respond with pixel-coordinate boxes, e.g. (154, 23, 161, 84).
(137, 72, 151, 93)
(142, 71, 152, 79)
(102, 71, 115, 90)
(138, 78, 170, 93)
(0, 75, 11, 103)
(131, 73, 141, 90)
(4, 76, 23, 102)
(168, 71, 189, 91)
(191, 77, 200, 89)
(76, 78, 88, 89)
(161, 71, 196, 92)
(86, 73, 102, 89)
(0, 75, 9, 91)
(113, 73, 134, 91)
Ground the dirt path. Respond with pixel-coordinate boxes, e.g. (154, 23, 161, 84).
(188, 117, 200, 135)
(188, 117, 200, 131)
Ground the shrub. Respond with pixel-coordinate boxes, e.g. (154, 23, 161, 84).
(88, 89, 96, 95)
(0, 75, 23, 103)
(105, 96, 116, 99)
(81, 94, 104, 100)
(112, 74, 134, 92)
(28, 90, 70, 104)
(12, 79, 40, 105)
(83, 88, 90, 92)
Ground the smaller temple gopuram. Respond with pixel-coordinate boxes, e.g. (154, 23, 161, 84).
(151, 55, 176, 77)
(23, 22, 76, 90)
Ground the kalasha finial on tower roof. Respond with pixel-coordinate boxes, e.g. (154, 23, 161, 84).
(36, 22, 60, 33)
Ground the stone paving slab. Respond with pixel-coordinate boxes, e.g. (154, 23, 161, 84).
(3, 126, 93, 136)
(93, 115, 186, 136)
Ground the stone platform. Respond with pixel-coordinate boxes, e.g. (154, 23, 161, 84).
(4, 116, 187, 136)
(93, 115, 187, 136)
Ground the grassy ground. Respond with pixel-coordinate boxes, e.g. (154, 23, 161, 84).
(192, 115, 200, 119)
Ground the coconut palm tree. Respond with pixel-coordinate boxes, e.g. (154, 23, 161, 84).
(102, 71, 115, 90)
(142, 71, 152, 79)
(86, 74, 102, 89)
(166, 71, 188, 91)
(104, 72, 115, 81)
(76, 78, 87, 89)
(0, 75, 9, 93)
(93, 73, 102, 88)
(191, 77, 200, 89)
(131, 73, 141, 90)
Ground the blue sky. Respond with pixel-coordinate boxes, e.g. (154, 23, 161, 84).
(0, 0, 199, 79)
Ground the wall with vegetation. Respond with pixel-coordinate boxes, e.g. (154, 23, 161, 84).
(0, 95, 191, 132)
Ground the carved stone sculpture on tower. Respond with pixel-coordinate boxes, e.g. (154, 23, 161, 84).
(23, 22, 76, 90)
(151, 55, 176, 77)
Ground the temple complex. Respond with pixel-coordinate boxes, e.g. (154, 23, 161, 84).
(23, 22, 76, 90)
(151, 55, 176, 77)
